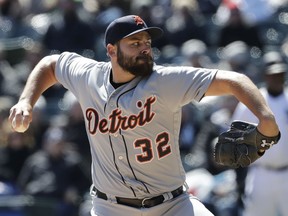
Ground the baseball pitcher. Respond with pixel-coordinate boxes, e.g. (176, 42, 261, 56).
(9, 15, 280, 216)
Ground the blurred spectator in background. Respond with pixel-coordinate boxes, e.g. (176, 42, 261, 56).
(262, 50, 286, 66)
(232, 51, 288, 216)
(0, 96, 34, 197)
(215, 0, 277, 27)
(0, 96, 32, 189)
(0, 126, 34, 194)
(180, 39, 215, 68)
(0, 0, 40, 40)
(27, 95, 50, 150)
(60, 91, 91, 180)
(0, 53, 24, 98)
(281, 36, 288, 61)
(236, 0, 277, 26)
(0, 41, 46, 99)
(0, 97, 15, 148)
(17, 126, 90, 216)
(219, 40, 250, 72)
(1, 51, 50, 147)
(164, 0, 207, 46)
(13, 41, 46, 90)
(0, 96, 14, 128)
(0, 0, 40, 66)
(42, 0, 96, 56)
(196, 0, 221, 15)
(42, 0, 97, 102)
(216, 2, 263, 50)
(179, 104, 202, 154)
(218, 41, 261, 83)
(18, 0, 59, 17)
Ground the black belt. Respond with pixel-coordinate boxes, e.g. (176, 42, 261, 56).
(93, 186, 183, 208)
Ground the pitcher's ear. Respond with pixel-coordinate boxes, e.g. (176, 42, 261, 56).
(107, 44, 116, 57)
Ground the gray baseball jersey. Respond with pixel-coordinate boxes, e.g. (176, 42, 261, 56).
(55, 52, 217, 199)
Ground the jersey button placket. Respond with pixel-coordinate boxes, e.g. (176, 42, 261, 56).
(107, 93, 116, 109)
(113, 133, 118, 137)
(116, 153, 128, 176)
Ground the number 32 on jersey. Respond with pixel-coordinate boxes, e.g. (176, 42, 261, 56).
(134, 131, 172, 163)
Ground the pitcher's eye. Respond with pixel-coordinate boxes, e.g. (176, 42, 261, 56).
(145, 41, 152, 46)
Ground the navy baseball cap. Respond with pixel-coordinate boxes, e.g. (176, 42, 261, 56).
(104, 15, 163, 46)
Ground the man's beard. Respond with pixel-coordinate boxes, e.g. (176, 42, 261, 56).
(117, 48, 154, 77)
